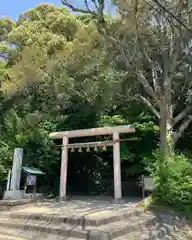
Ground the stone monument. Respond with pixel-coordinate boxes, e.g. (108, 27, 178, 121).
(4, 148, 25, 200)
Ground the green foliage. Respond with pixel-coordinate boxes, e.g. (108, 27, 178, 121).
(0, 142, 12, 180)
(146, 152, 192, 213)
(96, 114, 158, 176)
(98, 115, 128, 126)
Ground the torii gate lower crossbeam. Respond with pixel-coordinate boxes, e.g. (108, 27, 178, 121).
(49, 125, 135, 203)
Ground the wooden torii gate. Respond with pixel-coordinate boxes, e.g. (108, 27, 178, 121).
(49, 125, 135, 203)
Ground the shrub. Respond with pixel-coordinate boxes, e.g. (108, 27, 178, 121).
(0, 144, 12, 181)
(144, 152, 192, 213)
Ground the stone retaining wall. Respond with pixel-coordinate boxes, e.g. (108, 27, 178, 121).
(145, 208, 192, 237)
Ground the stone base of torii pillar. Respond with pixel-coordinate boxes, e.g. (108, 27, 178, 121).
(4, 190, 25, 200)
(4, 148, 24, 200)
(111, 198, 125, 204)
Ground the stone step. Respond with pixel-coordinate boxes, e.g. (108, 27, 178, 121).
(95, 214, 157, 238)
(0, 214, 157, 239)
(8, 208, 144, 227)
(0, 233, 26, 240)
(0, 227, 84, 240)
(0, 199, 34, 212)
(32, 235, 85, 240)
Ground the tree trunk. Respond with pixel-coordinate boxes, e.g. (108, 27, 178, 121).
(159, 95, 169, 161)
(159, 95, 173, 185)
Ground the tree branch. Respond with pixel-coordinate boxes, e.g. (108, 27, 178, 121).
(138, 38, 153, 65)
(140, 95, 160, 119)
(61, 0, 97, 16)
(173, 115, 192, 145)
(97, 0, 105, 23)
(151, 0, 191, 31)
(173, 106, 192, 126)
(137, 71, 159, 105)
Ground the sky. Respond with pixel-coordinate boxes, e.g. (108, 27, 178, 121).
(0, 0, 84, 20)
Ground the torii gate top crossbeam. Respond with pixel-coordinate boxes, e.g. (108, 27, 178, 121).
(49, 125, 135, 139)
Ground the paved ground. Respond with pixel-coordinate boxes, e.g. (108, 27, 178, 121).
(11, 196, 141, 217)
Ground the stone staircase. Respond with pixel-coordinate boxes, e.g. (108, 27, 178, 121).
(0, 208, 190, 240)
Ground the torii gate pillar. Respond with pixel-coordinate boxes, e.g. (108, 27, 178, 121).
(60, 136, 68, 200)
(113, 132, 122, 202)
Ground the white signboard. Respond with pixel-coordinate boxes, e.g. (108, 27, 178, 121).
(143, 176, 153, 191)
